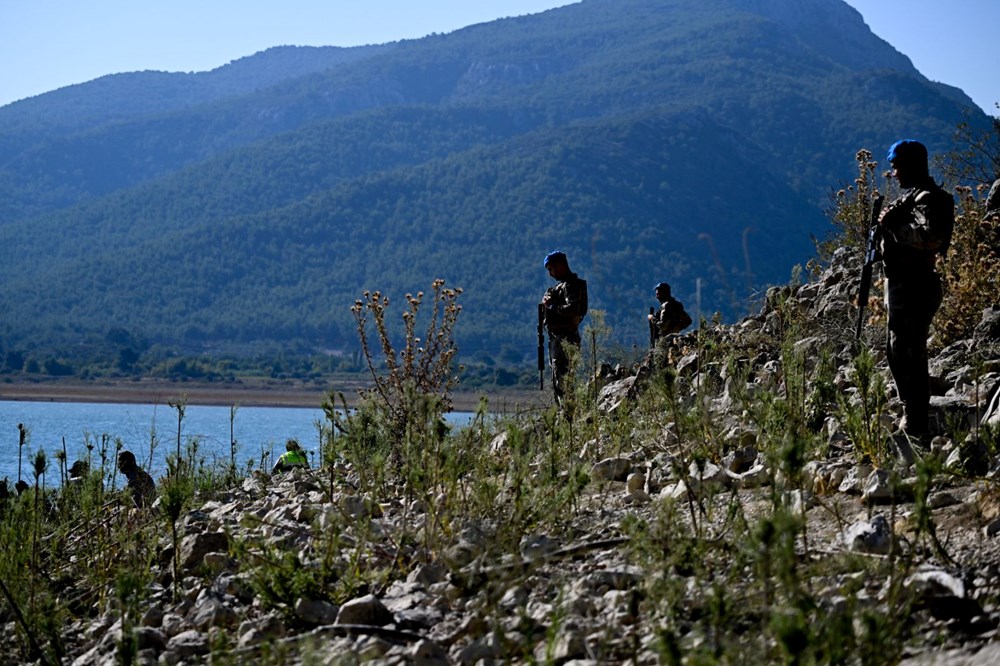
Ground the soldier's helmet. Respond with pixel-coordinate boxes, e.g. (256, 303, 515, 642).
(544, 251, 567, 267)
(886, 139, 927, 168)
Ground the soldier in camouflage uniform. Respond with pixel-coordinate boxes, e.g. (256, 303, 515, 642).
(648, 282, 692, 341)
(878, 139, 954, 437)
(540, 251, 588, 404)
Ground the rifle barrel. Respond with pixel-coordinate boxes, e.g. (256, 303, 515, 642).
(855, 195, 884, 341)
(537, 303, 545, 390)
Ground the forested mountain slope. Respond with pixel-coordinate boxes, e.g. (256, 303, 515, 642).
(0, 0, 989, 364)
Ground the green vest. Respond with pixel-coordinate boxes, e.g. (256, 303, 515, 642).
(279, 450, 308, 467)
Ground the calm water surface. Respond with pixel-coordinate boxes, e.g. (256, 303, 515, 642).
(1, 400, 471, 485)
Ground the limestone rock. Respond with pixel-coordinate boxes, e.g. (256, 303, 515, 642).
(336, 594, 394, 626)
(295, 598, 340, 625)
(178, 532, 229, 570)
(591, 457, 631, 483)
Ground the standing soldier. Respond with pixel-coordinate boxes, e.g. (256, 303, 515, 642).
(878, 139, 954, 438)
(648, 282, 692, 343)
(540, 251, 588, 405)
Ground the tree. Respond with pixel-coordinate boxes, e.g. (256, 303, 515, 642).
(934, 105, 1000, 189)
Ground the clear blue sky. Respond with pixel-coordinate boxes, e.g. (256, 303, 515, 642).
(0, 0, 996, 114)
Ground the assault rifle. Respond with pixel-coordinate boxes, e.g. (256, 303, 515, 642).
(649, 306, 657, 348)
(537, 303, 546, 390)
(855, 194, 884, 341)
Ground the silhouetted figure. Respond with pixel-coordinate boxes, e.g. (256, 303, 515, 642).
(878, 139, 954, 437)
(648, 282, 692, 341)
(117, 450, 156, 508)
(540, 251, 588, 406)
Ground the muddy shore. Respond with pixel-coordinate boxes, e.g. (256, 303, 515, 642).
(0, 377, 546, 413)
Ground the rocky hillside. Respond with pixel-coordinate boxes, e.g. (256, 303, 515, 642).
(6, 243, 999, 664)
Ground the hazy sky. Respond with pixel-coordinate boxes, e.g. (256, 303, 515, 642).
(0, 0, 997, 114)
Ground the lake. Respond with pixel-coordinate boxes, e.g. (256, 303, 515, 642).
(0, 400, 472, 486)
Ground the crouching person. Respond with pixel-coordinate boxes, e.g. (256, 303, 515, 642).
(272, 439, 310, 474)
(117, 450, 156, 509)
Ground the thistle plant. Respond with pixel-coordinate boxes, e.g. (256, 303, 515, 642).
(160, 474, 189, 601)
(340, 278, 463, 456)
(168, 395, 188, 472)
(820, 149, 883, 258)
(936, 184, 1000, 345)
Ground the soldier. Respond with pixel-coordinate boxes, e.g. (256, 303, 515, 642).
(648, 282, 692, 342)
(540, 251, 588, 404)
(878, 139, 954, 438)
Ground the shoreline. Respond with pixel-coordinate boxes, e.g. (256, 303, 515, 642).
(0, 378, 547, 413)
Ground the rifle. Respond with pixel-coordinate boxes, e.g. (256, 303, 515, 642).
(537, 303, 546, 390)
(649, 306, 657, 348)
(855, 194, 885, 341)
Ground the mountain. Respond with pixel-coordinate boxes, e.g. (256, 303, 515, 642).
(0, 0, 990, 367)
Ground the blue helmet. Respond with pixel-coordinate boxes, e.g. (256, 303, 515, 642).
(544, 251, 567, 267)
(886, 139, 927, 166)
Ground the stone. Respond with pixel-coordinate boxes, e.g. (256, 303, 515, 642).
(140, 605, 164, 628)
(597, 377, 635, 413)
(905, 569, 985, 624)
(409, 638, 450, 666)
(178, 532, 229, 570)
(687, 460, 730, 491)
(166, 629, 208, 658)
(294, 598, 339, 625)
(927, 492, 961, 510)
(861, 469, 894, 504)
(236, 614, 285, 648)
(624, 488, 651, 504)
(202, 552, 231, 576)
(591, 457, 631, 483)
(212, 572, 254, 604)
(983, 518, 1000, 538)
(735, 463, 771, 488)
(407, 563, 447, 587)
(722, 445, 758, 474)
(785, 489, 815, 514)
(520, 533, 560, 560)
(160, 613, 187, 638)
(844, 514, 892, 555)
(626, 472, 645, 493)
(188, 597, 237, 629)
(336, 594, 394, 626)
(535, 624, 587, 662)
(489, 431, 510, 454)
(341, 494, 383, 519)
